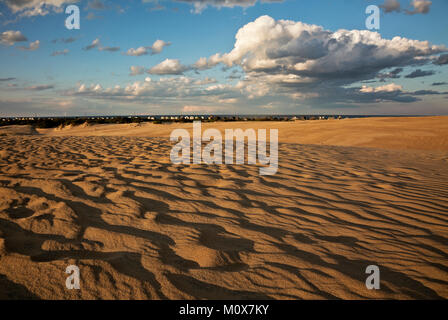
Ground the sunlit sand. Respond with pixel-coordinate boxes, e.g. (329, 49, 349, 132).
(0, 116, 447, 299)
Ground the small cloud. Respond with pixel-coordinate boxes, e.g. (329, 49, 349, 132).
(130, 66, 145, 76)
(360, 83, 403, 93)
(125, 40, 170, 56)
(148, 59, 190, 75)
(88, 0, 106, 10)
(176, 0, 283, 14)
(406, 0, 432, 15)
(148, 4, 165, 12)
(84, 38, 100, 50)
(99, 46, 120, 52)
(52, 37, 76, 44)
(86, 12, 102, 20)
(126, 46, 149, 56)
(150, 39, 170, 54)
(404, 69, 436, 78)
(377, 67, 403, 81)
(434, 54, 448, 66)
(26, 84, 54, 91)
(18, 40, 40, 51)
(0, 77, 16, 82)
(0, 30, 27, 45)
(380, 0, 401, 13)
(432, 82, 447, 86)
(182, 105, 221, 113)
(51, 49, 69, 56)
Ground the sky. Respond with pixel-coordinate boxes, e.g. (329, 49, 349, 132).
(0, 0, 447, 116)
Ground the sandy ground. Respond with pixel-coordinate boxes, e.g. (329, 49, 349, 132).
(0, 117, 447, 299)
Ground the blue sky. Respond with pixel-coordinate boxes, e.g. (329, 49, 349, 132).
(0, 0, 447, 116)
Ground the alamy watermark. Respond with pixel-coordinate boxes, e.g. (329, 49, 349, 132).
(170, 121, 278, 175)
(366, 5, 380, 30)
(65, 5, 80, 30)
(65, 265, 80, 289)
(365, 265, 380, 290)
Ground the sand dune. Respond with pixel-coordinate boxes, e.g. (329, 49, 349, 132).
(0, 117, 447, 299)
(38, 116, 448, 152)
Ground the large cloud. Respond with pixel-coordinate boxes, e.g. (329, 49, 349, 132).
(2, 0, 79, 17)
(167, 15, 447, 105)
(210, 16, 444, 80)
(182, 15, 445, 102)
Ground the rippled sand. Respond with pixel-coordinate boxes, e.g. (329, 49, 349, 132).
(0, 117, 447, 299)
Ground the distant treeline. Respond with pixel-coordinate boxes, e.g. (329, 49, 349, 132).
(0, 115, 341, 128)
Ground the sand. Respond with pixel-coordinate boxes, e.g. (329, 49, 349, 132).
(0, 116, 447, 299)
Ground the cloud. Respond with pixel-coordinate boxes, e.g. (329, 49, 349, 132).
(434, 54, 448, 66)
(0, 30, 27, 45)
(126, 47, 149, 56)
(86, 12, 102, 20)
(380, 0, 401, 13)
(88, 0, 105, 10)
(432, 82, 447, 86)
(147, 4, 165, 12)
(83, 38, 119, 52)
(150, 39, 170, 54)
(377, 67, 403, 81)
(404, 69, 436, 78)
(182, 105, 222, 113)
(406, 0, 432, 15)
(84, 38, 100, 50)
(99, 46, 120, 52)
(25, 84, 54, 91)
(175, 0, 282, 14)
(194, 53, 222, 70)
(51, 49, 69, 56)
(194, 77, 217, 85)
(360, 83, 403, 93)
(175, 15, 446, 105)
(3, 0, 79, 17)
(0, 77, 16, 82)
(130, 66, 145, 76)
(67, 76, 240, 106)
(42, 14, 447, 113)
(148, 59, 191, 75)
(411, 89, 446, 95)
(18, 40, 40, 51)
(196, 16, 445, 79)
(125, 40, 170, 56)
(52, 37, 76, 44)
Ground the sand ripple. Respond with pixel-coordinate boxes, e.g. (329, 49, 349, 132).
(0, 135, 447, 299)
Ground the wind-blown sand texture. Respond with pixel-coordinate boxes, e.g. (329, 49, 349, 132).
(0, 116, 447, 299)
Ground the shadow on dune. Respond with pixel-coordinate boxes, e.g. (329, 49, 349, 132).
(0, 274, 40, 299)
